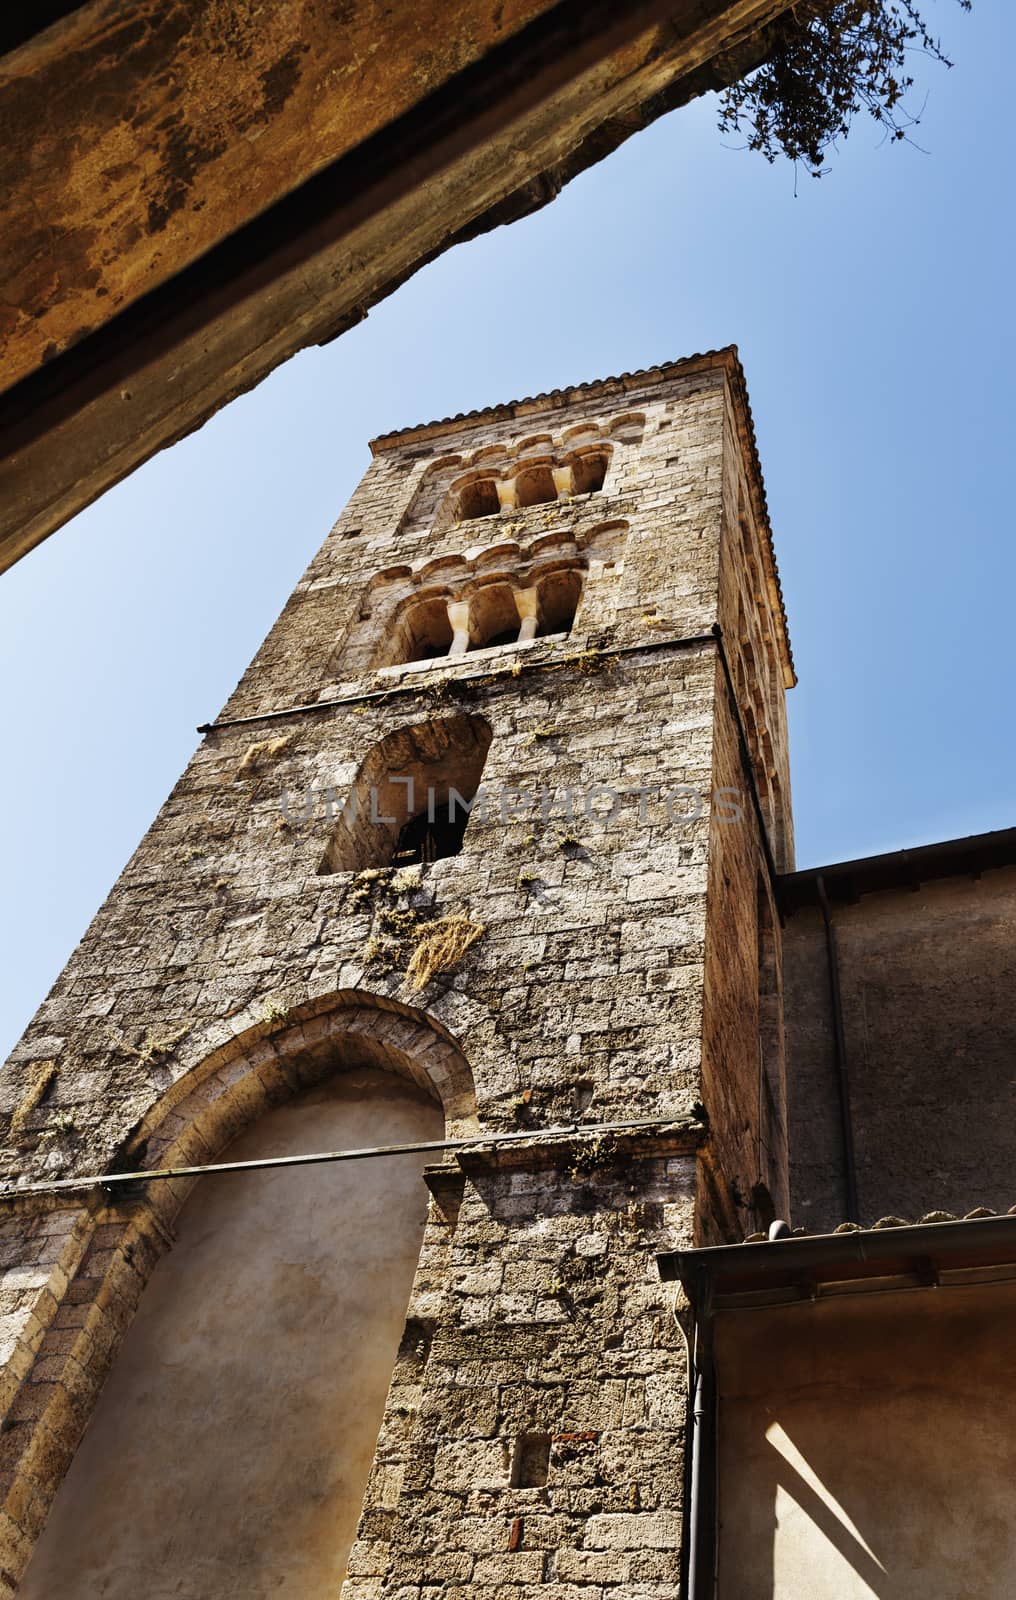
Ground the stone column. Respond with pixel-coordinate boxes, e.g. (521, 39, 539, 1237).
(512, 585, 540, 643)
(446, 598, 472, 656)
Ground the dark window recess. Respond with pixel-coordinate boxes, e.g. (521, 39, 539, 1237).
(391, 807, 470, 867)
(570, 452, 607, 495)
(318, 714, 491, 875)
(510, 1433, 551, 1489)
(537, 569, 582, 637)
(459, 479, 500, 520)
(515, 465, 557, 508)
(404, 599, 454, 662)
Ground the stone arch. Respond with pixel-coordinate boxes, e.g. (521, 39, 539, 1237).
(468, 538, 522, 568)
(463, 575, 524, 648)
(534, 563, 583, 635)
(582, 517, 629, 557)
(379, 587, 455, 666)
(0, 994, 478, 1595)
(413, 551, 467, 581)
(514, 461, 557, 508)
(317, 713, 493, 874)
(570, 446, 611, 495)
(368, 561, 413, 588)
(133, 991, 479, 1175)
(526, 528, 575, 559)
(607, 410, 646, 440)
(457, 473, 500, 520)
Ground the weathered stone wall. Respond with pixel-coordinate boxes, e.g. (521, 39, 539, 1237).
(0, 351, 792, 1592)
(784, 866, 1016, 1232)
(347, 1139, 697, 1600)
(695, 382, 794, 1242)
(699, 677, 789, 1243)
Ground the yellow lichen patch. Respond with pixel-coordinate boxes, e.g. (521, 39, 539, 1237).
(234, 734, 293, 779)
(10, 1060, 58, 1139)
(260, 996, 291, 1027)
(406, 916, 484, 993)
(122, 1026, 189, 1066)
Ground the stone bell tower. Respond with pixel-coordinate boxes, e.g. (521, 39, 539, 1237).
(0, 347, 794, 1597)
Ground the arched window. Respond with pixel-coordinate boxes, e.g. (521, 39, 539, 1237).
(570, 449, 609, 496)
(467, 582, 524, 650)
(536, 567, 583, 636)
(453, 443, 612, 522)
(458, 478, 500, 520)
(319, 714, 492, 874)
(514, 464, 557, 509)
(387, 593, 455, 665)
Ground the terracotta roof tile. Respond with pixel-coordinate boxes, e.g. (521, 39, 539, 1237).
(744, 1203, 1016, 1243)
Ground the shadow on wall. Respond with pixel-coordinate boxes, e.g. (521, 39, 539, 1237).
(17, 1068, 444, 1600)
(715, 1288, 1016, 1600)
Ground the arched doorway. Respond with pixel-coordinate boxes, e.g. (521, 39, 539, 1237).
(18, 1065, 443, 1598)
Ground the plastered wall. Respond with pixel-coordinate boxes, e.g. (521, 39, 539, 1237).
(714, 1283, 1016, 1600)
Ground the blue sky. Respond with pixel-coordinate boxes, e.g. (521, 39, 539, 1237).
(1, 2, 1011, 1060)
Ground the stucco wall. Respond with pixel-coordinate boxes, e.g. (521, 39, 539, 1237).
(783, 866, 1016, 1232)
(18, 1069, 442, 1599)
(714, 1282, 1016, 1599)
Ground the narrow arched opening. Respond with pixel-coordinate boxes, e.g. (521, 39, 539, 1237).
(570, 448, 609, 495)
(467, 581, 522, 650)
(514, 463, 557, 508)
(458, 477, 500, 520)
(397, 593, 455, 663)
(536, 567, 583, 637)
(318, 713, 492, 874)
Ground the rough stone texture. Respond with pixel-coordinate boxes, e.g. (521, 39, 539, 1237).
(783, 865, 1016, 1233)
(0, 0, 797, 571)
(0, 348, 792, 1592)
